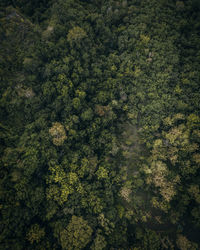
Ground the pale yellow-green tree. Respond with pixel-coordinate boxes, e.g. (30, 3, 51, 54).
(147, 161, 180, 203)
(49, 122, 67, 146)
(46, 165, 79, 205)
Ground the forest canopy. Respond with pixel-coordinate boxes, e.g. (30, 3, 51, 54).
(0, 0, 200, 249)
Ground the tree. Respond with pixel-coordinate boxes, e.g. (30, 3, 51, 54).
(176, 234, 198, 250)
(67, 26, 87, 46)
(60, 216, 93, 250)
(26, 224, 45, 244)
(81, 108, 93, 121)
(49, 122, 67, 146)
(90, 231, 107, 250)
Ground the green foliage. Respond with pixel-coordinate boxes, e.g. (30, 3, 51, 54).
(81, 108, 93, 121)
(0, 0, 200, 249)
(60, 216, 93, 250)
(96, 166, 108, 180)
(90, 231, 107, 250)
(135, 229, 162, 250)
(176, 234, 198, 250)
(26, 224, 45, 244)
(67, 26, 87, 46)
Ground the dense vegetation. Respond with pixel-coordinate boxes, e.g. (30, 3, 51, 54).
(0, 0, 200, 249)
